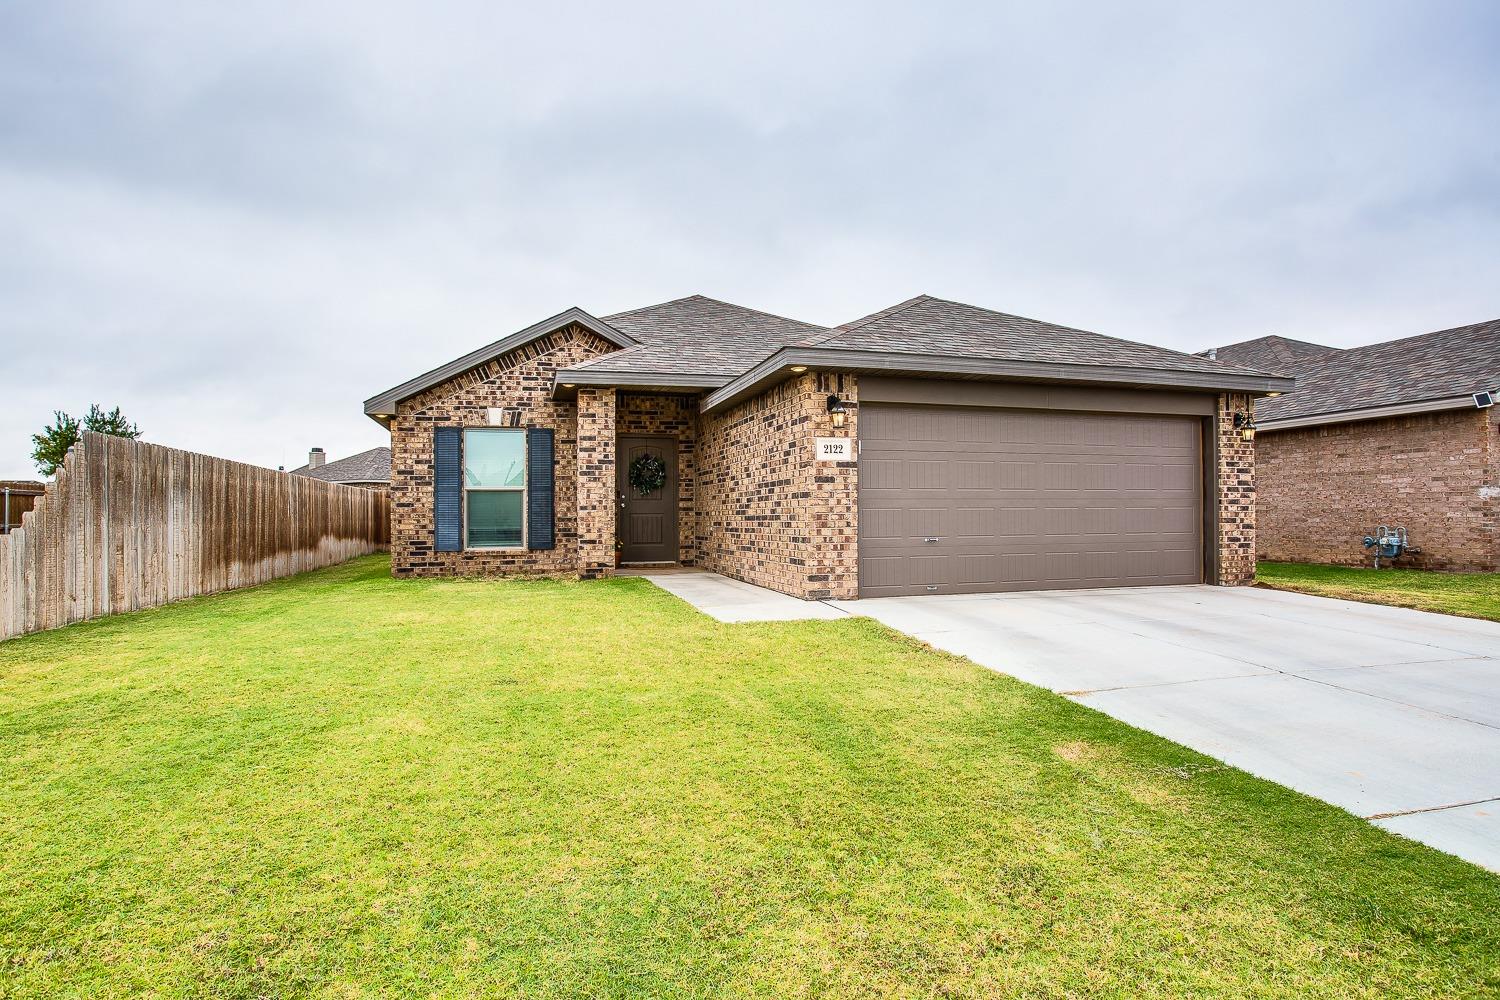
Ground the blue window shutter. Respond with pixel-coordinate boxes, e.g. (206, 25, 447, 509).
(434, 427, 462, 552)
(527, 427, 555, 550)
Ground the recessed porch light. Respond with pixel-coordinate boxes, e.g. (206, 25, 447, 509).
(790, 365, 808, 372)
(562, 383, 576, 388)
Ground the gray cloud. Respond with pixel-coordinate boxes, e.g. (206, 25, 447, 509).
(2, 0, 1498, 477)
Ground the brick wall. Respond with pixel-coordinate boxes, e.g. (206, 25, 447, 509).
(617, 393, 697, 565)
(1257, 407, 1499, 571)
(696, 373, 858, 599)
(388, 324, 616, 576)
(1216, 393, 1257, 585)
(576, 388, 617, 579)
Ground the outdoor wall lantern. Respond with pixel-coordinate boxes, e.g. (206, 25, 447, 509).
(827, 394, 849, 429)
(1233, 412, 1256, 440)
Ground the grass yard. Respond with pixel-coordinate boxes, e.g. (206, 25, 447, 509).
(1258, 561, 1500, 622)
(2, 557, 1498, 999)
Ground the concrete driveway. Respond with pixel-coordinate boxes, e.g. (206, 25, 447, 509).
(828, 585, 1500, 871)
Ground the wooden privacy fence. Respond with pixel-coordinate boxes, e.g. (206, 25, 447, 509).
(0, 432, 390, 641)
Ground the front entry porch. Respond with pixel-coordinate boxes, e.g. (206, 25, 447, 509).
(574, 389, 699, 577)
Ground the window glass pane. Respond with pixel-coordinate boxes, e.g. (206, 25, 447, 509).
(464, 429, 525, 488)
(466, 490, 523, 548)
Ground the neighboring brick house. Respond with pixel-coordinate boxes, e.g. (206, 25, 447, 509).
(1206, 319, 1500, 571)
(364, 295, 1289, 599)
(289, 446, 392, 496)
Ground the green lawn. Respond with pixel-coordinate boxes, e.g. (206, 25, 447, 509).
(1258, 561, 1500, 622)
(2, 557, 1498, 999)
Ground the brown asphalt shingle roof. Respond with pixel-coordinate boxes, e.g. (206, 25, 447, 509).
(1257, 318, 1500, 423)
(291, 446, 391, 484)
(1200, 335, 1340, 374)
(560, 295, 829, 378)
(561, 293, 1274, 382)
(801, 295, 1272, 376)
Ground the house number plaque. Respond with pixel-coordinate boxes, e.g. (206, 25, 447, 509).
(815, 437, 855, 461)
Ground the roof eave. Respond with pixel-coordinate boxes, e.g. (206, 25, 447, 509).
(362, 307, 636, 422)
(1257, 394, 1483, 432)
(550, 370, 731, 400)
(700, 348, 1296, 414)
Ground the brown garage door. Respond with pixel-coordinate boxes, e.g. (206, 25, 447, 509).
(859, 404, 1203, 597)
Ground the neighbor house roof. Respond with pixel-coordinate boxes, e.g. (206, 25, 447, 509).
(365, 293, 1292, 423)
(1198, 335, 1339, 374)
(290, 446, 391, 485)
(1256, 318, 1500, 428)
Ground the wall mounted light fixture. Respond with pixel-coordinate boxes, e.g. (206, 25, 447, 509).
(1233, 412, 1256, 440)
(827, 394, 848, 429)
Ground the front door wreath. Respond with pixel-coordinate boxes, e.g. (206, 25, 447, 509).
(628, 453, 668, 496)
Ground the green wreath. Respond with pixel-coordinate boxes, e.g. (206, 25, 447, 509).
(628, 453, 668, 496)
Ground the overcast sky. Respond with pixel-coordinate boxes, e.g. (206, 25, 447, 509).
(2, 1, 1497, 478)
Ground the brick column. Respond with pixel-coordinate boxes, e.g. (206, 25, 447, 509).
(576, 388, 617, 579)
(1216, 392, 1256, 585)
(805, 373, 859, 600)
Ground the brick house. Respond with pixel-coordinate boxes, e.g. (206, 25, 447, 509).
(289, 446, 392, 496)
(1207, 318, 1500, 571)
(363, 295, 1289, 599)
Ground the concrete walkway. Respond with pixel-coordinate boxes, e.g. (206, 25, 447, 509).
(633, 569, 847, 623)
(828, 585, 1500, 871)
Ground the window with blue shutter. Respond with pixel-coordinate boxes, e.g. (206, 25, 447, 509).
(527, 427, 555, 550)
(433, 427, 462, 552)
(463, 429, 526, 547)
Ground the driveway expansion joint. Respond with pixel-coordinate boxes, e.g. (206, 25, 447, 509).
(1366, 796, 1500, 821)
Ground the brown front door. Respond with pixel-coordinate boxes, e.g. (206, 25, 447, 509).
(617, 436, 678, 563)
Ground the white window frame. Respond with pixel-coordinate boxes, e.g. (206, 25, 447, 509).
(463, 428, 527, 551)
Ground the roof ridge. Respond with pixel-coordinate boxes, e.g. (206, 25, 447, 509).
(1205, 333, 1339, 353)
(798, 294, 932, 347)
(602, 293, 824, 332)
(601, 294, 708, 321)
(925, 295, 1273, 374)
(691, 295, 828, 330)
(1327, 316, 1500, 358)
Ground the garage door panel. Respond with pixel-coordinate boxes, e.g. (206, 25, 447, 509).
(861, 556, 911, 590)
(861, 457, 907, 492)
(955, 553, 1000, 584)
(907, 507, 950, 538)
(858, 404, 1204, 597)
(860, 508, 904, 540)
(955, 460, 997, 490)
(907, 460, 949, 491)
(955, 507, 999, 537)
